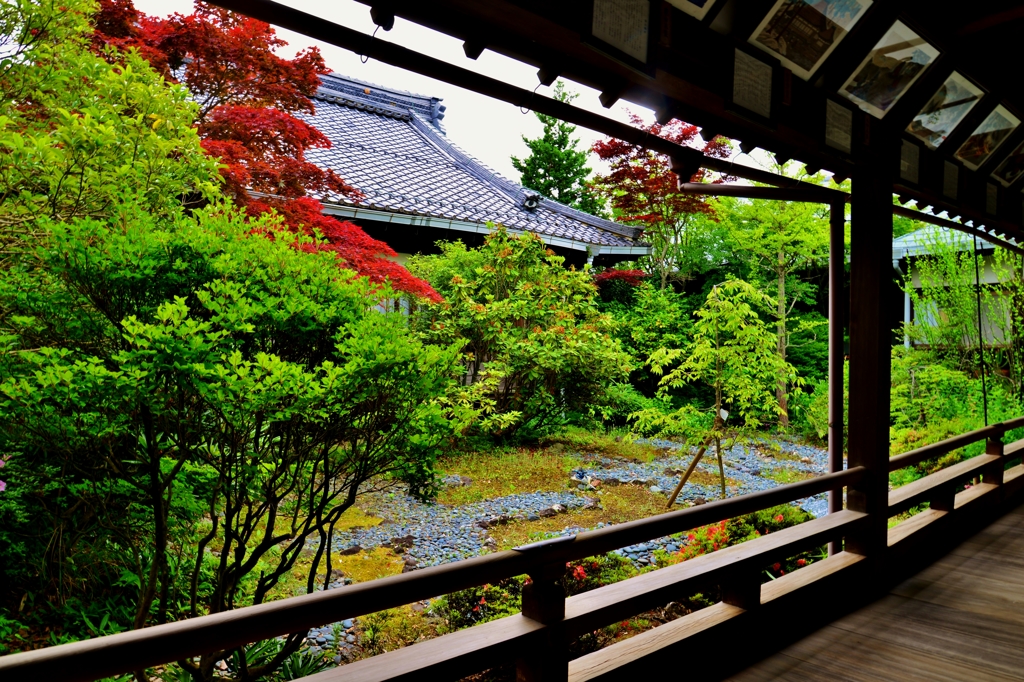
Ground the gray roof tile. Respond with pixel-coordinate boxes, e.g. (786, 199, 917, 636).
(302, 75, 645, 249)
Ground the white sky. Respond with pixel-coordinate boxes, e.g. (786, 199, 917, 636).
(134, 0, 777, 185)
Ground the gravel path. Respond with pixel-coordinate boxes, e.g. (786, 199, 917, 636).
(302, 436, 837, 656)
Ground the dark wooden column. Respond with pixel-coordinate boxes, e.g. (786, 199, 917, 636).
(845, 159, 894, 560)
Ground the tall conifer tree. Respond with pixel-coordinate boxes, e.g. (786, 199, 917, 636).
(511, 81, 605, 216)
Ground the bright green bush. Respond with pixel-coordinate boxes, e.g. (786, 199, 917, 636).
(408, 227, 632, 440)
(0, 208, 461, 664)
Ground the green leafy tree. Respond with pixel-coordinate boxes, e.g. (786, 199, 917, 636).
(0, 208, 460, 678)
(0, 6, 461, 677)
(408, 227, 632, 439)
(719, 165, 834, 425)
(903, 227, 1024, 397)
(511, 81, 605, 216)
(633, 279, 799, 495)
(0, 0, 219, 249)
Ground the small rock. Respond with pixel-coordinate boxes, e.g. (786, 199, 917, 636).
(338, 545, 363, 556)
(551, 504, 566, 514)
(527, 514, 540, 521)
(346, 635, 356, 644)
(537, 508, 556, 518)
(800, 457, 812, 464)
(342, 619, 355, 629)
(582, 496, 601, 510)
(692, 497, 707, 506)
(650, 486, 664, 494)
(603, 477, 621, 486)
(458, 475, 473, 487)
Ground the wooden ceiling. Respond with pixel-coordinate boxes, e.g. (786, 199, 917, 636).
(213, 0, 1024, 243)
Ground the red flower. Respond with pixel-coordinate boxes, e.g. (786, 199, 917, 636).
(797, 559, 807, 567)
(774, 514, 784, 522)
(772, 562, 781, 572)
(472, 606, 479, 612)
(479, 597, 487, 605)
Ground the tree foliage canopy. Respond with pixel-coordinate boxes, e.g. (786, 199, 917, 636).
(511, 81, 605, 216)
(91, 0, 440, 301)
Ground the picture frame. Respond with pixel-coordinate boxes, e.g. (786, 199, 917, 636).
(839, 21, 939, 119)
(749, 0, 872, 81)
(667, 0, 718, 22)
(991, 138, 1024, 188)
(906, 72, 984, 150)
(955, 104, 1020, 171)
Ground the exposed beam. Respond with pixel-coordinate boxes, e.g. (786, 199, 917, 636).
(204, 0, 827, 193)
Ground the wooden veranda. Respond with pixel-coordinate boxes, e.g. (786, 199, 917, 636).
(3, 1, 1024, 680)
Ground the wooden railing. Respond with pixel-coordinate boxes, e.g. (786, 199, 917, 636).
(2, 418, 1024, 682)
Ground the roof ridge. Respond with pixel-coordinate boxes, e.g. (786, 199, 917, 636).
(405, 113, 640, 240)
(321, 72, 435, 103)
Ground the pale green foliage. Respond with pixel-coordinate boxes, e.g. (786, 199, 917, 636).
(719, 165, 835, 422)
(903, 228, 1024, 394)
(631, 279, 800, 439)
(0, 0, 219, 238)
(408, 227, 632, 438)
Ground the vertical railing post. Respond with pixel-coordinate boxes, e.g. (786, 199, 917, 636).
(828, 199, 846, 556)
(985, 434, 1005, 487)
(516, 562, 567, 682)
(845, 153, 895, 565)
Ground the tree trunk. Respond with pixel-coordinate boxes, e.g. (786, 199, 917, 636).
(776, 256, 789, 426)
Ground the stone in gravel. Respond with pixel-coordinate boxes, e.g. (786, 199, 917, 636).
(459, 475, 473, 487)
(602, 477, 621, 486)
(587, 477, 601, 490)
(316, 637, 327, 645)
(800, 457, 812, 464)
(527, 514, 540, 521)
(650, 485, 664, 494)
(338, 545, 363, 556)
(551, 504, 566, 513)
(334, 655, 343, 664)
(346, 635, 356, 644)
(692, 497, 707, 506)
(538, 508, 556, 518)
(342, 619, 355, 629)
(582, 496, 601, 510)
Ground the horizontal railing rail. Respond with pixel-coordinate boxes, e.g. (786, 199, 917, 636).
(888, 416, 1024, 473)
(0, 468, 864, 682)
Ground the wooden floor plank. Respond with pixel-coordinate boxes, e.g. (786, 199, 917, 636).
(732, 502, 1024, 681)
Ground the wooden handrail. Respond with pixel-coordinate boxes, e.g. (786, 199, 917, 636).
(888, 416, 1024, 472)
(0, 467, 863, 682)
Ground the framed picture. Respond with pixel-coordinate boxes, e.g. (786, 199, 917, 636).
(955, 104, 1020, 171)
(749, 0, 872, 81)
(667, 0, 718, 21)
(991, 138, 1024, 188)
(906, 72, 984, 150)
(839, 21, 939, 119)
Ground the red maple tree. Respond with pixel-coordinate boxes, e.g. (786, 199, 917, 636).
(591, 114, 731, 289)
(92, 0, 440, 301)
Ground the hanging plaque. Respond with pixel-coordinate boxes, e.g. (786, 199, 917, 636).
(825, 99, 852, 153)
(750, 0, 872, 81)
(840, 21, 940, 119)
(733, 48, 772, 119)
(592, 0, 650, 63)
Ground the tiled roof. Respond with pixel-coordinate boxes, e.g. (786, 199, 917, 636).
(302, 74, 646, 250)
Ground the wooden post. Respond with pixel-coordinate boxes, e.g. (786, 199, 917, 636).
(517, 562, 566, 682)
(985, 435, 1005, 487)
(844, 162, 894, 561)
(828, 200, 846, 555)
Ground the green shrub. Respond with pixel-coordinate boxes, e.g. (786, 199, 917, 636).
(408, 228, 632, 440)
